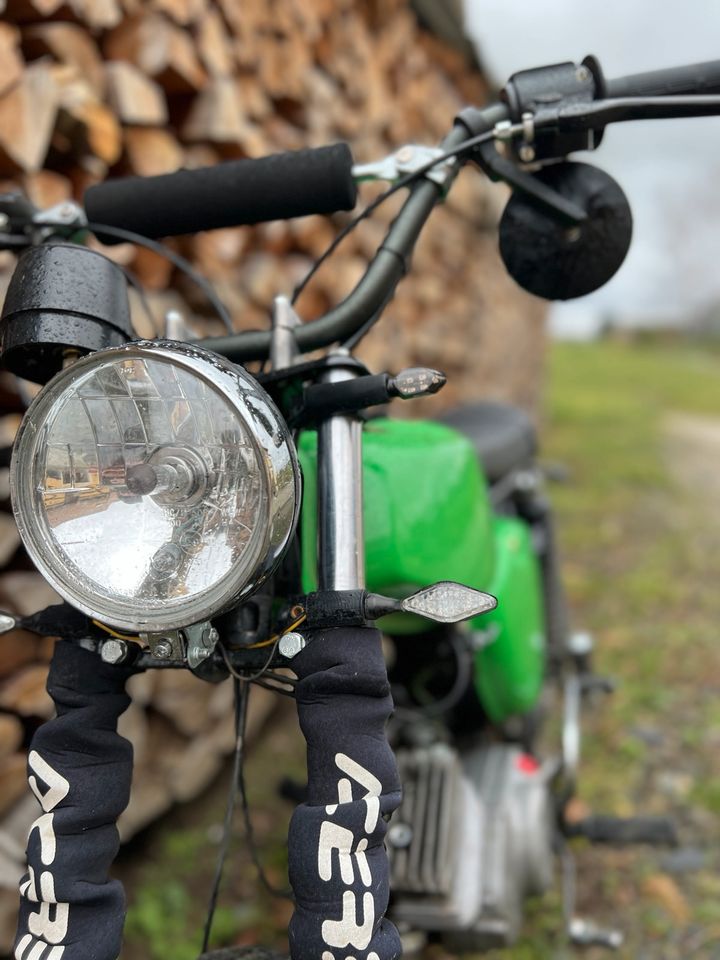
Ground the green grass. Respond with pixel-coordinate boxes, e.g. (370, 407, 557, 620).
(490, 336, 720, 959)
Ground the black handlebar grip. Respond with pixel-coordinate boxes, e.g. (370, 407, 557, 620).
(606, 60, 720, 99)
(84, 142, 357, 241)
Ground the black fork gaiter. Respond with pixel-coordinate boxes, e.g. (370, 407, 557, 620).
(13, 639, 133, 960)
(287, 626, 402, 960)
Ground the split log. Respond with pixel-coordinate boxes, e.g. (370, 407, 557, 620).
(22, 21, 105, 95)
(123, 125, 183, 175)
(22, 168, 72, 209)
(0, 753, 27, 817)
(105, 60, 167, 125)
(0, 664, 53, 718)
(0, 632, 38, 682)
(150, 0, 205, 27)
(2, 0, 66, 21)
(197, 6, 236, 77)
(0, 23, 23, 98)
(104, 14, 207, 94)
(182, 76, 258, 149)
(0, 515, 20, 568)
(0, 572, 61, 617)
(0, 714, 23, 759)
(52, 63, 123, 167)
(0, 62, 58, 174)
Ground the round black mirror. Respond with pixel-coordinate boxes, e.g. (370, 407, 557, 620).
(498, 162, 633, 301)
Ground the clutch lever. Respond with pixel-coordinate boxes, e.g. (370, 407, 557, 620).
(545, 93, 720, 131)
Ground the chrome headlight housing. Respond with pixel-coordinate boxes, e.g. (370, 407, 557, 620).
(10, 341, 300, 633)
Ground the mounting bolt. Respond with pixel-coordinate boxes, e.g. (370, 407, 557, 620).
(202, 626, 219, 648)
(518, 143, 536, 163)
(278, 632, 306, 659)
(101, 639, 128, 665)
(153, 638, 174, 660)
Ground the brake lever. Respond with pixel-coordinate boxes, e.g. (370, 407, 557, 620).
(548, 93, 720, 130)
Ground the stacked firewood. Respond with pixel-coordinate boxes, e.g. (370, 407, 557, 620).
(0, 0, 547, 948)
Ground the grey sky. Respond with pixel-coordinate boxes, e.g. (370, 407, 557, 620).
(464, 0, 720, 328)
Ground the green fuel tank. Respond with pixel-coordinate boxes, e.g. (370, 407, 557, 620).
(297, 417, 545, 723)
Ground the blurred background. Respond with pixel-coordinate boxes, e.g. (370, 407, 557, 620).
(0, 1, 718, 958)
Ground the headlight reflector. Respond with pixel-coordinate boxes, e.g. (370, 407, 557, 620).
(10, 341, 299, 632)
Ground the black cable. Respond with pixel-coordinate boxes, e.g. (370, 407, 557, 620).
(290, 128, 497, 308)
(33, 219, 234, 334)
(236, 706, 294, 901)
(392, 632, 472, 721)
(218, 636, 282, 683)
(201, 678, 247, 953)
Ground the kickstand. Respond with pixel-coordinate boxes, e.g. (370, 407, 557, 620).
(561, 841, 624, 950)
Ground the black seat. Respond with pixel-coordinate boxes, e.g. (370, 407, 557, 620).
(438, 401, 537, 483)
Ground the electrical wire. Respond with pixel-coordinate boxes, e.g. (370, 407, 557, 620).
(245, 613, 307, 649)
(201, 677, 247, 953)
(237, 717, 294, 901)
(290, 128, 497, 307)
(91, 620, 140, 642)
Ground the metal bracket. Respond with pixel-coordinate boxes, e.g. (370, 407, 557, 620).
(34, 200, 87, 229)
(164, 309, 197, 341)
(141, 629, 186, 662)
(184, 622, 219, 669)
(270, 295, 302, 371)
(140, 623, 217, 668)
(352, 144, 457, 187)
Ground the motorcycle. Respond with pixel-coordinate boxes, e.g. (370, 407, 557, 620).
(1, 54, 720, 960)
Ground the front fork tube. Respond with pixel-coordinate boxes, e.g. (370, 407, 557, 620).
(317, 365, 366, 592)
(288, 365, 402, 960)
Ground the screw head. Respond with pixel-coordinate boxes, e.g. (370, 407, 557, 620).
(278, 631, 306, 659)
(518, 144, 536, 163)
(153, 638, 174, 660)
(101, 639, 128, 665)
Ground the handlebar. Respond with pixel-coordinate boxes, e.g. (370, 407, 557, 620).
(605, 59, 720, 99)
(199, 107, 510, 362)
(84, 143, 357, 241)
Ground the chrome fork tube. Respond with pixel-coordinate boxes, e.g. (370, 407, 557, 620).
(317, 364, 365, 591)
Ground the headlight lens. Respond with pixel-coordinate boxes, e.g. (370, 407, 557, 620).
(10, 341, 299, 632)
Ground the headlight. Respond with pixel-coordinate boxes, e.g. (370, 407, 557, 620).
(10, 341, 299, 633)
